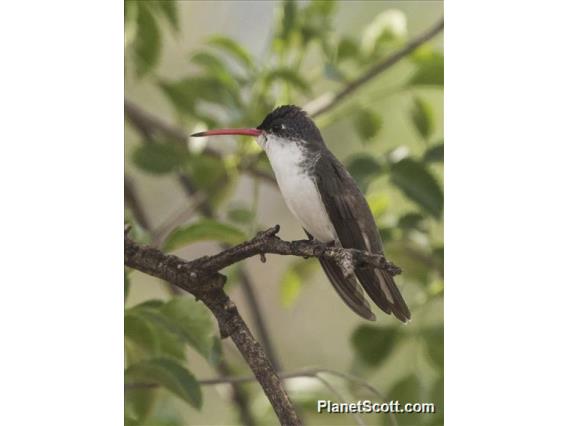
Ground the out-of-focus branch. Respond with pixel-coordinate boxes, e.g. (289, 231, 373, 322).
(199, 368, 397, 426)
(305, 17, 444, 118)
(125, 99, 216, 156)
(125, 175, 151, 231)
(124, 231, 302, 426)
(126, 367, 398, 426)
(216, 358, 258, 426)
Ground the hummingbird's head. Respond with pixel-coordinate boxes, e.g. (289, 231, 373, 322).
(255, 105, 324, 149)
(190, 105, 324, 152)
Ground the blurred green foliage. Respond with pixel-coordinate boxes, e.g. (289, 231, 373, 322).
(125, 1, 443, 425)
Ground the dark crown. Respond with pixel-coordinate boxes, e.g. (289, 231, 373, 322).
(257, 105, 324, 144)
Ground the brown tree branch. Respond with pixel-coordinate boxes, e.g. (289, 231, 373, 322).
(305, 17, 444, 118)
(124, 231, 302, 426)
(192, 225, 401, 279)
(124, 225, 402, 425)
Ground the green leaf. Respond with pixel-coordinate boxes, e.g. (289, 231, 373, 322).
(366, 193, 390, 218)
(125, 309, 186, 363)
(307, 0, 336, 17)
(389, 375, 424, 425)
(398, 212, 427, 231)
(337, 37, 359, 62)
(280, 269, 301, 307)
(263, 68, 311, 93)
(135, 299, 166, 310)
(346, 154, 383, 193)
(164, 219, 247, 251)
(390, 158, 443, 218)
(125, 312, 160, 357)
(185, 155, 235, 207)
(207, 36, 255, 70)
(160, 297, 217, 362)
(125, 386, 157, 426)
(186, 154, 228, 189)
(390, 374, 421, 401)
(189, 51, 240, 91)
(386, 241, 432, 284)
(132, 142, 188, 175)
(124, 1, 138, 48)
(280, 0, 298, 42)
(125, 358, 202, 409)
(279, 259, 318, 307)
(354, 109, 383, 143)
(155, 0, 179, 32)
(127, 298, 219, 365)
(362, 9, 407, 56)
(227, 207, 255, 224)
(351, 325, 398, 366)
(423, 142, 444, 163)
(297, 1, 335, 46)
(189, 51, 227, 74)
(159, 76, 241, 115)
(411, 97, 434, 140)
(409, 50, 444, 86)
(427, 377, 444, 425)
(133, 3, 161, 77)
(323, 63, 346, 82)
(424, 327, 444, 370)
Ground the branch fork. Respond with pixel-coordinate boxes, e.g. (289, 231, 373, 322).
(124, 225, 402, 426)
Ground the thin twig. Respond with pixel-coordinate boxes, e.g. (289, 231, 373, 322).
(305, 17, 444, 118)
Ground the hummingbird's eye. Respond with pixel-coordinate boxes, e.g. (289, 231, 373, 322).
(271, 123, 285, 132)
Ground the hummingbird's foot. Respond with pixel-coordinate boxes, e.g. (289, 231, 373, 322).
(255, 224, 280, 240)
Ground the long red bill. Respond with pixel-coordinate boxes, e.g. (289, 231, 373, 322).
(190, 128, 262, 138)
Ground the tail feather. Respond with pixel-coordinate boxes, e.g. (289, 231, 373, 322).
(353, 263, 410, 322)
(319, 258, 376, 321)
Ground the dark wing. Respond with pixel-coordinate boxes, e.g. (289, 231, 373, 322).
(314, 151, 411, 322)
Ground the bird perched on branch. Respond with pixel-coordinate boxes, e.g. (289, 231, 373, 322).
(192, 105, 410, 322)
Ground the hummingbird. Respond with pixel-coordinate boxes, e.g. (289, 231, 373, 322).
(191, 105, 410, 322)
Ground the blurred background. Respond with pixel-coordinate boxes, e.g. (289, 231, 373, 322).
(125, 1, 443, 425)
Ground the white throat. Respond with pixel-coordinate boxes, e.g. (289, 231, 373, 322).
(257, 134, 337, 242)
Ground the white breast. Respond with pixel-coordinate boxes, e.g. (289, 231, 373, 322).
(260, 135, 337, 242)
